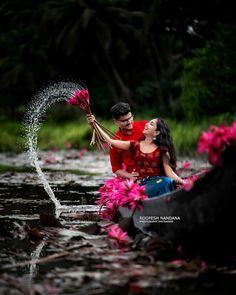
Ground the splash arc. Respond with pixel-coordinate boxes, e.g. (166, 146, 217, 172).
(24, 81, 86, 215)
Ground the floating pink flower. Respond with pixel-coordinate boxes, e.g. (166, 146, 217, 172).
(65, 141, 72, 149)
(108, 224, 129, 247)
(44, 152, 59, 165)
(183, 162, 191, 170)
(169, 259, 186, 267)
(78, 147, 88, 158)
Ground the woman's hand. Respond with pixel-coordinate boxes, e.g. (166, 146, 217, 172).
(176, 178, 186, 185)
(87, 114, 95, 124)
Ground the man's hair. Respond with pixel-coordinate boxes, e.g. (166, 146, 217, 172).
(110, 102, 131, 119)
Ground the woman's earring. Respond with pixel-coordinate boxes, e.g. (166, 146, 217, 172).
(153, 132, 159, 140)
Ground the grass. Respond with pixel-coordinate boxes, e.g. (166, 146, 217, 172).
(0, 114, 234, 155)
(0, 164, 32, 173)
(38, 121, 91, 150)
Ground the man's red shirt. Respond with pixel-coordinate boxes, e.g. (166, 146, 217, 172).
(109, 121, 147, 173)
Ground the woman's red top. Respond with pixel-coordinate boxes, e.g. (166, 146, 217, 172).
(130, 141, 164, 179)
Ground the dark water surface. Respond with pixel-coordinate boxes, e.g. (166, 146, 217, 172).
(0, 151, 235, 295)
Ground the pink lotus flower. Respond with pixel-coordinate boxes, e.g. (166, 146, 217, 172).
(65, 141, 72, 149)
(100, 203, 119, 221)
(67, 89, 91, 113)
(229, 122, 236, 141)
(182, 175, 199, 191)
(44, 152, 59, 165)
(97, 177, 123, 207)
(108, 224, 129, 247)
(118, 180, 148, 210)
(97, 177, 148, 221)
(183, 162, 191, 170)
(169, 259, 186, 267)
(198, 121, 236, 166)
(78, 148, 88, 158)
(182, 179, 194, 191)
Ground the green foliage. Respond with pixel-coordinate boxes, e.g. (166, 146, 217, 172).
(1, 114, 235, 156)
(168, 113, 235, 156)
(4, 0, 233, 119)
(180, 24, 236, 120)
(133, 80, 160, 115)
(0, 164, 31, 173)
(170, 121, 200, 156)
(37, 118, 117, 150)
(0, 121, 25, 152)
(38, 122, 91, 150)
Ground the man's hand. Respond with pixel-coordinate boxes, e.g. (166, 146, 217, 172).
(87, 114, 95, 124)
(115, 169, 139, 181)
(130, 169, 139, 181)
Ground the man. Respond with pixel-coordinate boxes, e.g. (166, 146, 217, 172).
(109, 102, 147, 180)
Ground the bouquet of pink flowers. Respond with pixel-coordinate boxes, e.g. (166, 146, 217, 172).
(67, 89, 91, 113)
(97, 177, 148, 222)
(68, 87, 115, 150)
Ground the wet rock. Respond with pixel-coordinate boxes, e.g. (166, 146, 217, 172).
(79, 222, 101, 235)
(40, 213, 63, 227)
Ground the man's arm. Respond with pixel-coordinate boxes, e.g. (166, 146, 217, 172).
(87, 115, 130, 150)
(110, 147, 139, 180)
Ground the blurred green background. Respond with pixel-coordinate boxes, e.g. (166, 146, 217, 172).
(0, 0, 235, 154)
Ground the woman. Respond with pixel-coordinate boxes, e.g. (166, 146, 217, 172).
(88, 116, 185, 197)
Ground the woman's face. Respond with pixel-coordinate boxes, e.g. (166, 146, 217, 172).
(143, 119, 158, 136)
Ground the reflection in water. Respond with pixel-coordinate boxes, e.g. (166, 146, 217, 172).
(29, 238, 46, 280)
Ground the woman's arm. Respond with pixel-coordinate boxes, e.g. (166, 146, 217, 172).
(87, 114, 130, 151)
(162, 154, 185, 185)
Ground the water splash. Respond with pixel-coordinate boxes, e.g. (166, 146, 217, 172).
(23, 81, 86, 216)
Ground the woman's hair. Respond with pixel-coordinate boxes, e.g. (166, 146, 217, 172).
(154, 118, 177, 171)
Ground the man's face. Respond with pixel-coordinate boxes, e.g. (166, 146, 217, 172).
(114, 112, 134, 132)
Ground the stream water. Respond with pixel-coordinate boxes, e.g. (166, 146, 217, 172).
(1, 151, 235, 295)
(0, 150, 112, 294)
